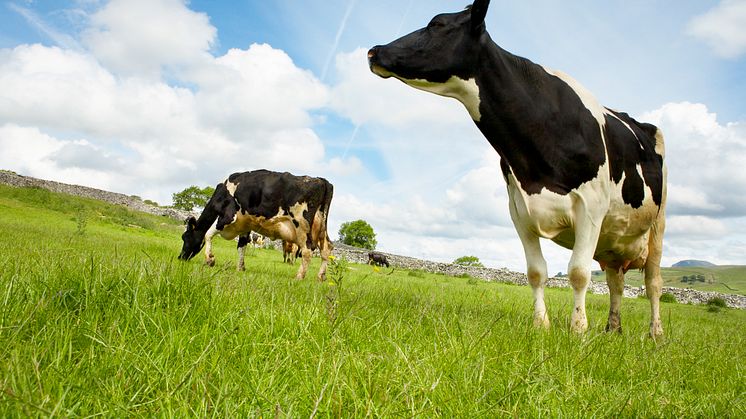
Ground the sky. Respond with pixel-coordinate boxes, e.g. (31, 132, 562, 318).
(1, 0, 745, 275)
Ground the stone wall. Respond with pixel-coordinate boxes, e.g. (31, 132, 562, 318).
(0, 170, 195, 221)
(331, 243, 746, 309)
(2, 170, 744, 309)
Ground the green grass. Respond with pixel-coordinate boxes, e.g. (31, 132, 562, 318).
(1, 184, 745, 417)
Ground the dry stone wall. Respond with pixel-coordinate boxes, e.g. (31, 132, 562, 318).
(2, 170, 744, 309)
(332, 243, 746, 309)
(0, 170, 195, 220)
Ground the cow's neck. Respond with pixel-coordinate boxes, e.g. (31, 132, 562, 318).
(470, 34, 596, 190)
(194, 203, 220, 235)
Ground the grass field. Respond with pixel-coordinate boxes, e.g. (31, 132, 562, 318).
(1, 184, 745, 417)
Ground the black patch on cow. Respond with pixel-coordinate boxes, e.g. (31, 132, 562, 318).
(473, 54, 607, 196)
(293, 219, 300, 228)
(237, 234, 249, 249)
(603, 110, 663, 207)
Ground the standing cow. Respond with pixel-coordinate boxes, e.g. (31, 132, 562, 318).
(179, 170, 334, 280)
(368, 0, 667, 336)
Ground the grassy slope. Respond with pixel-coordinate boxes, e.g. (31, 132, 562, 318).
(591, 266, 746, 295)
(1, 184, 745, 417)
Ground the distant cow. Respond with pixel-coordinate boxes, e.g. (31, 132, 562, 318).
(369, 0, 667, 336)
(249, 232, 265, 248)
(282, 240, 300, 264)
(368, 252, 390, 268)
(179, 170, 334, 280)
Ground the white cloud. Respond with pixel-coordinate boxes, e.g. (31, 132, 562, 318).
(688, 0, 746, 58)
(82, 0, 216, 78)
(641, 102, 746, 217)
(329, 48, 468, 128)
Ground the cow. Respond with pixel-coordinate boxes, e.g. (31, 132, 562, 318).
(368, 251, 390, 268)
(249, 232, 265, 248)
(282, 240, 300, 264)
(368, 0, 667, 336)
(179, 170, 334, 280)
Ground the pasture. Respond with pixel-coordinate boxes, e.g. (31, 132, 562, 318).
(1, 184, 745, 417)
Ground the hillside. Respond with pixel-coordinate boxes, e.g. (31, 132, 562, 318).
(673, 259, 717, 268)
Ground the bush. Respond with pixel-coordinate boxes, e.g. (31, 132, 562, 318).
(659, 292, 677, 303)
(453, 256, 484, 268)
(706, 297, 727, 312)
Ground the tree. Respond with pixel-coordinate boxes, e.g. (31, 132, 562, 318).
(172, 185, 215, 212)
(338, 220, 377, 250)
(453, 255, 484, 268)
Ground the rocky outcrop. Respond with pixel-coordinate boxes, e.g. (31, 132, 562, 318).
(2, 170, 744, 309)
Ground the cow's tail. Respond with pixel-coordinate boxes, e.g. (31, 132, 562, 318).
(643, 127, 666, 337)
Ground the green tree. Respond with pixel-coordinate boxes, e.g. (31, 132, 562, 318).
(171, 185, 215, 212)
(338, 220, 377, 250)
(453, 255, 484, 268)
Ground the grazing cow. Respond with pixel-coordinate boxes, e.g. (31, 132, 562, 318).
(249, 232, 265, 248)
(179, 170, 334, 280)
(368, 251, 390, 268)
(282, 240, 300, 264)
(368, 0, 667, 336)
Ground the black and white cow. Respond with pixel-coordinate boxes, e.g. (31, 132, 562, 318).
(369, 0, 667, 336)
(179, 170, 334, 280)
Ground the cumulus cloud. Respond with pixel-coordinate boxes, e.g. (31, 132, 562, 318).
(0, 1, 358, 204)
(82, 0, 216, 78)
(688, 0, 746, 58)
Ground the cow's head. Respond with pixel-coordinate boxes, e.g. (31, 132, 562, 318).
(178, 216, 204, 261)
(368, 0, 490, 113)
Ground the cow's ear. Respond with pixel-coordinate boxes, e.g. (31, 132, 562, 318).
(185, 216, 197, 230)
(470, 0, 490, 33)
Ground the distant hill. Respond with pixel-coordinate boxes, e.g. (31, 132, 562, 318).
(673, 260, 716, 268)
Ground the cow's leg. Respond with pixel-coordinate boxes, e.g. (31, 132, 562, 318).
(644, 209, 666, 338)
(236, 234, 249, 272)
(568, 212, 604, 334)
(204, 225, 219, 267)
(605, 266, 625, 333)
(514, 227, 550, 328)
(317, 238, 333, 282)
(296, 247, 312, 280)
(511, 204, 550, 329)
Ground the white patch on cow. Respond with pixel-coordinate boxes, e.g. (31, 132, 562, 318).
(541, 66, 606, 130)
(225, 179, 238, 196)
(289, 202, 308, 222)
(397, 75, 482, 121)
(506, 160, 655, 264)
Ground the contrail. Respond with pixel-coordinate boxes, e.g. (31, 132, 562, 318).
(395, 0, 416, 37)
(8, 3, 83, 52)
(340, 123, 361, 160)
(321, 0, 357, 82)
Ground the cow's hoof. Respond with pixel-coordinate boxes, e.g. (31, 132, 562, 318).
(533, 314, 550, 330)
(205, 259, 215, 267)
(605, 323, 623, 334)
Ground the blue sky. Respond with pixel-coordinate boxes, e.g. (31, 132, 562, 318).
(1, 0, 745, 273)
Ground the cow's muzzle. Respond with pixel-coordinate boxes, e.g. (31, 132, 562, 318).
(367, 46, 393, 78)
